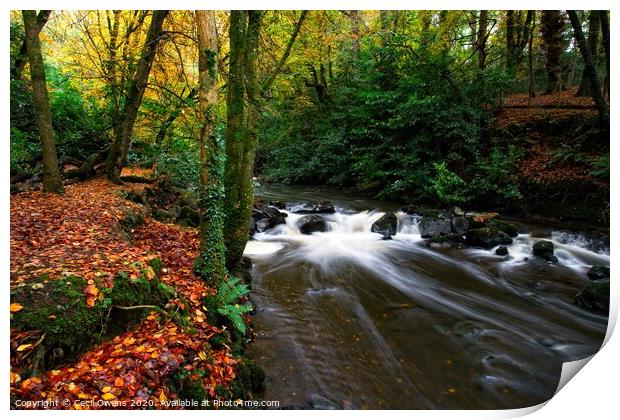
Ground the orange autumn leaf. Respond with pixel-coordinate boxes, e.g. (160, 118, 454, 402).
(10, 303, 24, 313)
(114, 377, 124, 387)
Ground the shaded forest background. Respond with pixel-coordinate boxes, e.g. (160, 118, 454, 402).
(10, 10, 610, 221)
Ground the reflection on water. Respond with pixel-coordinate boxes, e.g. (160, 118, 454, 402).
(244, 184, 609, 409)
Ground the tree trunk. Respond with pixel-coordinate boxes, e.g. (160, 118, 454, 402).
(223, 11, 249, 270)
(106, 10, 168, 182)
(599, 11, 610, 99)
(155, 88, 197, 144)
(576, 11, 601, 96)
(506, 10, 515, 71)
(194, 10, 226, 286)
(13, 10, 51, 80)
(528, 12, 537, 100)
(22, 10, 63, 193)
(567, 10, 609, 128)
(541, 11, 565, 94)
(477, 10, 488, 70)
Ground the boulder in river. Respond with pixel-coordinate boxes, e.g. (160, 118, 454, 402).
(575, 280, 610, 314)
(419, 217, 452, 238)
(371, 212, 398, 237)
(450, 216, 470, 236)
(495, 245, 509, 256)
(587, 265, 610, 280)
(268, 200, 287, 209)
(465, 228, 513, 249)
(533, 240, 557, 263)
(487, 219, 519, 238)
(290, 201, 335, 214)
(426, 234, 464, 249)
(297, 215, 327, 234)
(252, 205, 287, 233)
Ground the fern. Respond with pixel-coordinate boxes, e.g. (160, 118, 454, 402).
(214, 277, 252, 334)
(217, 303, 253, 334)
(217, 277, 249, 306)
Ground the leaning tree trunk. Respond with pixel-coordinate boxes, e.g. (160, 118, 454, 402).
(22, 10, 63, 193)
(476, 10, 488, 70)
(106, 10, 168, 182)
(576, 11, 601, 97)
(223, 11, 248, 271)
(567, 10, 609, 129)
(194, 10, 227, 286)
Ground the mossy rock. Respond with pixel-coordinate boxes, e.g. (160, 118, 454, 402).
(178, 206, 200, 228)
(465, 228, 513, 249)
(575, 280, 610, 314)
(119, 206, 149, 231)
(11, 271, 178, 374)
(587, 265, 610, 281)
(487, 219, 519, 237)
(229, 358, 266, 401)
(168, 374, 209, 408)
(11, 276, 112, 369)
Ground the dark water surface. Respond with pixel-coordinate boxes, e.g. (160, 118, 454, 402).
(244, 184, 609, 409)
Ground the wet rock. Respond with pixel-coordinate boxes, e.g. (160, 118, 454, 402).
(419, 217, 452, 238)
(239, 256, 253, 270)
(252, 205, 287, 233)
(587, 265, 610, 281)
(426, 234, 464, 249)
(488, 219, 519, 238)
(575, 280, 610, 314)
(297, 215, 327, 234)
(450, 206, 464, 216)
(495, 245, 509, 256)
(400, 205, 422, 215)
(269, 200, 287, 209)
(256, 218, 272, 233)
(309, 394, 340, 410)
(249, 217, 257, 237)
(450, 216, 470, 236)
(290, 201, 335, 214)
(178, 206, 200, 228)
(371, 212, 398, 237)
(532, 240, 557, 263)
(468, 212, 500, 229)
(465, 228, 513, 249)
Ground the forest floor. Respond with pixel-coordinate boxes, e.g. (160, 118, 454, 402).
(10, 174, 240, 409)
(493, 87, 609, 224)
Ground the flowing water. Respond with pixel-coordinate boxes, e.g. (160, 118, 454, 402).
(244, 185, 609, 409)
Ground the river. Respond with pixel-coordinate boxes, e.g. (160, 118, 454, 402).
(243, 184, 609, 409)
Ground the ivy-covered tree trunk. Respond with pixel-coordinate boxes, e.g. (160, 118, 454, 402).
(22, 10, 63, 194)
(576, 11, 601, 97)
(541, 10, 565, 94)
(223, 10, 248, 271)
(106, 10, 168, 182)
(194, 10, 226, 286)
